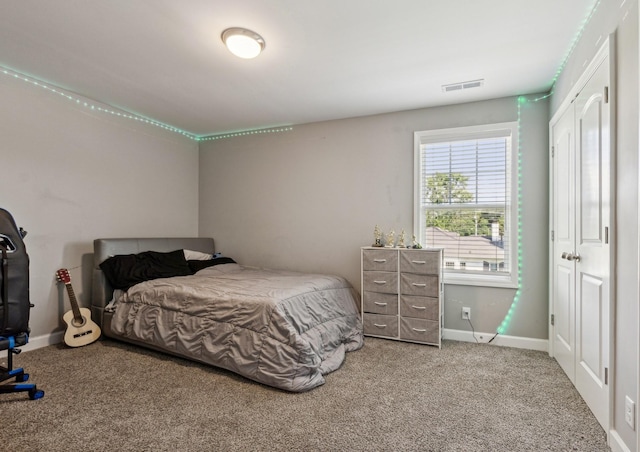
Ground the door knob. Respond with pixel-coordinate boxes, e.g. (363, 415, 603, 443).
(565, 252, 581, 262)
(561, 251, 581, 262)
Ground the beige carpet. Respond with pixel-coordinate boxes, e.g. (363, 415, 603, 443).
(0, 337, 608, 451)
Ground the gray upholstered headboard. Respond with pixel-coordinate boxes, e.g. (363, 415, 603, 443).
(91, 237, 215, 327)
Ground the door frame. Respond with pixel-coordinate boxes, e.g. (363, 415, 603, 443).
(548, 34, 616, 438)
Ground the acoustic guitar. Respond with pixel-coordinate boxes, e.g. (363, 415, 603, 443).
(56, 268, 101, 347)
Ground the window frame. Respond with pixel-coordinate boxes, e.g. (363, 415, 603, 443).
(413, 122, 519, 288)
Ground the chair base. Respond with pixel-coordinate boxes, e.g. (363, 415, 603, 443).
(0, 334, 44, 400)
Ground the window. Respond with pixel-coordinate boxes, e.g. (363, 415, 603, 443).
(414, 122, 518, 288)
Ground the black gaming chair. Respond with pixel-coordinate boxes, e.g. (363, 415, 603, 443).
(0, 209, 44, 400)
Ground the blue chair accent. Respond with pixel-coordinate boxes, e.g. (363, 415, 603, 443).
(0, 333, 44, 400)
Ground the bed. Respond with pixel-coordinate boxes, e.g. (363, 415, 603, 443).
(91, 238, 363, 392)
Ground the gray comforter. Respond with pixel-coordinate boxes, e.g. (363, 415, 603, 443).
(110, 263, 363, 391)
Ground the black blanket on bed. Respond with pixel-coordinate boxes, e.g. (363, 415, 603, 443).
(99, 249, 192, 290)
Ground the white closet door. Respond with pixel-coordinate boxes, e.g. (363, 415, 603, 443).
(573, 56, 610, 431)
(550, 47, 611, 433)
(551, 103, 576, 382)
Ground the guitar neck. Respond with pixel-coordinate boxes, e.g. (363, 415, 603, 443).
(64, 283, 83, 321)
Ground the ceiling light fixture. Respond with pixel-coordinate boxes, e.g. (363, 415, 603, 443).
(221, 27, 265, 59)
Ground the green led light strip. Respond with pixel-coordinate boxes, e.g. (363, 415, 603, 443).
(549, 0, 601, 91)
(199, 127, 294, 141)
(0, 66, 293, 142)
(496, 1, 600, 335)
(496, 96, 525, 335)
(0, 67, 199, 140)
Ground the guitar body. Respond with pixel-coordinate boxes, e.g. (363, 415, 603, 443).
(56, 268, 101, 347)
(62, 307, 101, 348)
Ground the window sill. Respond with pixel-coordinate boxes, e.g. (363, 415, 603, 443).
(443, 272, 518, 289)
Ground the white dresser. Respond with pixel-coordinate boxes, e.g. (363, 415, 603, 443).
(361, 247, 443, 347)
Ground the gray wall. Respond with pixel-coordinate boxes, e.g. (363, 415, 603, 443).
(551, 0, 638, 450)
(199, 95, 550, 341)
(0, 70, 199, 342)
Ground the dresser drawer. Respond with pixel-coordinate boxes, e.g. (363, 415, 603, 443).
(399, 295, 438, 320)
(363, 313, 398, 338)
(363, 292, 398, 315)
(400, 273, 438, 297)
(400, 250, 440, 275)
(362, 249, 398, 271)
(363, 271, 398, 294)
(399, 317, 439, 344)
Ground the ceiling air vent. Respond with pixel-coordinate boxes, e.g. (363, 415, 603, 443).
(442, 79, 484, 93)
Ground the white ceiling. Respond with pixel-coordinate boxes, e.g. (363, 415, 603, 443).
(0, 0, 598, 137)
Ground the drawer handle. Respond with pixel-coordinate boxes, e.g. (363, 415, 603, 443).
(373, 323, 387, 328)
(411, 305, 426, 310)
(412, 328, 427, 333)
(412, 260, 426, 264)
(412, 283, 426, 287)
(373, 259, 387, 263)
(374, 280, 387, 285)
(374, 302, 388, 306)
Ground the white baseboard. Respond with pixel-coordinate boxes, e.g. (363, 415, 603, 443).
(21, 331, 64, 352)
(609, 429, 631, 452)
(443, 328, 549, 352)
(19, 330, 549, 353)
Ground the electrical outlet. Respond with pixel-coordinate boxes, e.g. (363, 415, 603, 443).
(625, 396, 635, 430)
(462, 307, 471, 320)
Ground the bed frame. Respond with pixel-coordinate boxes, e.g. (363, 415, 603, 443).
(91, 237, 215, 335)
(90, 236, 363, 391)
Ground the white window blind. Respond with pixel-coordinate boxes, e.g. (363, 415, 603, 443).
(414, 123, 517, 288)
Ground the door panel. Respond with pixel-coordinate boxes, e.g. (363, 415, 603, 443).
(556, 128, 573, 241)
(555, 265, 573, 352)
(579, 273, 603, 379)
(580, 94, 604, 243)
